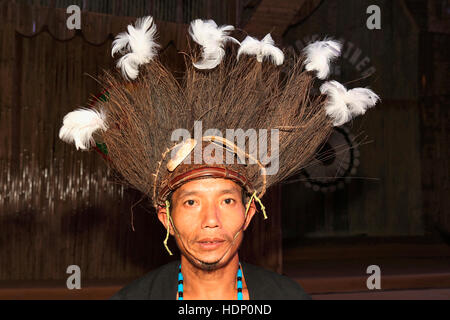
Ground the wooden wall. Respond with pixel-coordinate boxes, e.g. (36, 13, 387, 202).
(418, 0, 450, 237)
(15, 0, 239, 25)
(281, 100, 424, 237)
(281, 0, 427, 237)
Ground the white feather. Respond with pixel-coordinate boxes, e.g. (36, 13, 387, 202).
(237, 34, 284, 65)
(346, 87, 380, 117)
(320, 81, 380, 127)
(189, 19, 239, 70)
(59, 108, 108, 150)
(303, 39, 342, 80)
(112, 16, 160, 80)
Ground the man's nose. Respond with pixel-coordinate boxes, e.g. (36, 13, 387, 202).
(201, 201, 221, 229)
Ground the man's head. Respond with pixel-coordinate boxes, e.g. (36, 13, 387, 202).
(157, 178, 257, 271)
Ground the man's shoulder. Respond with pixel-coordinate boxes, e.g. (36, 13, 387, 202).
(242, 262, 312, 300)
(110, 260, 179, 300)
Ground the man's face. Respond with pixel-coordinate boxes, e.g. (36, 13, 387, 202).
(158, 178, 256, 270)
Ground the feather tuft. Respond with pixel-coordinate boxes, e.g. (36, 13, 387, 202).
(320, 81, 380, 126)
(237, 33, 284, 65)
(112, 16, 160, 80)
(59, 108, 108, 150)
(303, 39, 342, 79)
(189, 19, 239, 70)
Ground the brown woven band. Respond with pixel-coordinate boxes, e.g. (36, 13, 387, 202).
(158, 166, 254, 207)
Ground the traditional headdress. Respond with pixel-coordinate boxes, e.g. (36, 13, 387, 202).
(59, 16, 379, 254)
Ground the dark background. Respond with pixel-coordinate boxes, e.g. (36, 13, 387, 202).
(0, 0, 449, 299)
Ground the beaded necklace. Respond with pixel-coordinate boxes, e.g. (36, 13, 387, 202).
(177, 263, 244, 300)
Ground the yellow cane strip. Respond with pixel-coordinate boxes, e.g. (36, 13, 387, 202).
(254, 193, 268, 220)
(245, 191, 268, 220)
(163, 200, 173, 255)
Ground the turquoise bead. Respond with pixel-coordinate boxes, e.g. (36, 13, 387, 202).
(177, 262, 243, 300)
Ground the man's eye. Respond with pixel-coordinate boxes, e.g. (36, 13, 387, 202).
(224, 198, 234, 205)
(185, 200, 195, 206)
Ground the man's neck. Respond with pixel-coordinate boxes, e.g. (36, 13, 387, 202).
(180, 255, 245, 300)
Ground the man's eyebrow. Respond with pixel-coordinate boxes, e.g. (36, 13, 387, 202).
(177, 188, 240, 198)
(217, 188, 240, 195)
(177, 190, 200, 198)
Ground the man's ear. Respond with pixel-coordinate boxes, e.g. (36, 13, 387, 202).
(157, 206, 175, 236)
(243, 199, 257, 231)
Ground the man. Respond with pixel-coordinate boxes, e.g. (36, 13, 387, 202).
(110, 177, 311, 300)
(59, 16, 379, 300)
(109, 141, 311, 300)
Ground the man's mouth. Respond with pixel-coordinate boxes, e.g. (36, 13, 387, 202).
(197, 238, 225, 250)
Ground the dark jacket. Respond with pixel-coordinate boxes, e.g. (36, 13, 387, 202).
(110, 260, 311, 300)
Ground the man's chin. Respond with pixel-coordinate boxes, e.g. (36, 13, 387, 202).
(196, 254, 224, 268)
(197, 260, 221, 271)
(188, 253, 229, 271)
